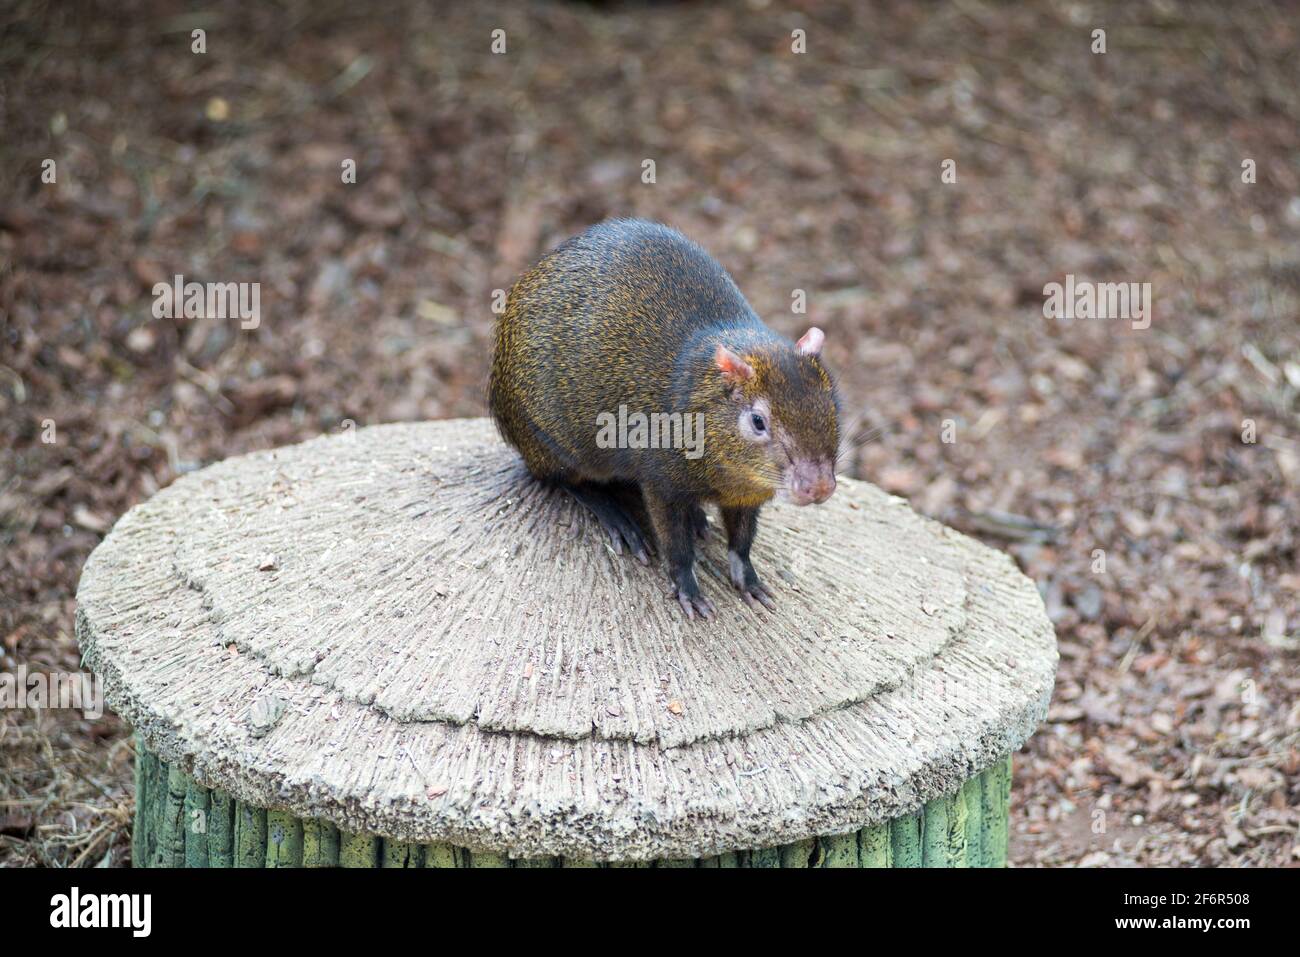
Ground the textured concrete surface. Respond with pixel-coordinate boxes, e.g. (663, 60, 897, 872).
(77, 418, 1057, 860)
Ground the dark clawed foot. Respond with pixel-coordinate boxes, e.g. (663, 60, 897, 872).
(675, 587, 716, 622)
(566, 483, 651, 565)
(729, 552, 777, 612)
(737, 581, 777, 612)
(602, 513, 650, 565)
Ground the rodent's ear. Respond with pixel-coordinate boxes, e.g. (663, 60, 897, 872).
(797, 327, 825, 358)
(714, 344, 754, 384)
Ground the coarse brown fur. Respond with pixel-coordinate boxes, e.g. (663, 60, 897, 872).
(489, 218, 840, 619)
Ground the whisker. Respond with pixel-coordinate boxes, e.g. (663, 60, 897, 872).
(849, 425, 886, 448)
(836, 423, 888, 469)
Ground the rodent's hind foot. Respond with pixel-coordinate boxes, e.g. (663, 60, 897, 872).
(675, 586, 716, 622)
(562, 481, 651, 565)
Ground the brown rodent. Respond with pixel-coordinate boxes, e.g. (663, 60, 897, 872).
(489, 218, 840, 621)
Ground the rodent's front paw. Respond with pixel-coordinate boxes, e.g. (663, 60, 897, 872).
(728, 552, 777, 612)
(674, 587, 716, 623)
(735, 580, 776, 612)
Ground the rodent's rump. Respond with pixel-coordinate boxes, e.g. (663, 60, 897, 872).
(491, 220, 768, 485)
(489, 218, 840, 621)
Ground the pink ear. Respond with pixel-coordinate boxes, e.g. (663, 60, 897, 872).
(714, 344, 754, 383)
(797, 327, 825, 357)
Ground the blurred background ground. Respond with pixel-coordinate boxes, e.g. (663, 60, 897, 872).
(1, 0, 1297, 867)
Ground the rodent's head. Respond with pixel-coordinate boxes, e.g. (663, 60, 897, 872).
(709, 328, 840, 506)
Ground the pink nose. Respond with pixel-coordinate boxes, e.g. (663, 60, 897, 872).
(812, 475, 836, 502)
(791, 466, 836, 505)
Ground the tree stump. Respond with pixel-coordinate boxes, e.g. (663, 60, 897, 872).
(76, 418, 1057, 866)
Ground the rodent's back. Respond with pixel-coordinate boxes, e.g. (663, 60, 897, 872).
(489, 219, 767, 479)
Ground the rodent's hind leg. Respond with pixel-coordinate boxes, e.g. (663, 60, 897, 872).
(562, 481, 651, 565)
(721, 506, 777, 612)
(643, 490, 716, 622)
(688, 504, 711, 541)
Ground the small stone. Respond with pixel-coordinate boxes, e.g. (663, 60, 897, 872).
(667, 700, 683, 716)
(72, 506, 110, 533)
(732, 225, 759, 253)
(248, 694, 287, 737)
(1048, 703, 1084, 723)
(258, 555, 278, 571)
(126, 326, 156, 353)
(417, 299, 458, 325)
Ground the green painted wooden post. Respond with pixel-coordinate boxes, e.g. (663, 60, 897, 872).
(961, 776, 983, 867)
(235, 804, 267, 868)
(266, 810, 304, 867)
(780, 838, 814, 868)
(141, 747, 162, 865)
(981, 754, 1012, 867)
(158, 765, 188, 866)
(339, 832, 379, 868)
(922, 792, 967, 867)
(183, 782, 209, 868)
(207, 788, 235, 867)
(131, 742, 1020, 868)
(302, 819, 340, 867)
(132, 741, 147, 867)
(890, 810, 924, 868)
(750, 846, 782, 868)
(381, 839, 424, 868)
(422, 842, 463, 868)
(859, 822, 891, 867)
(819, 832, 859, 867)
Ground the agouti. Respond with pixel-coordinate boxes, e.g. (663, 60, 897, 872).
(489, 219, 840, 621)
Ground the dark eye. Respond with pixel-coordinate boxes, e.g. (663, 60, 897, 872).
(750, 412, 767, 434)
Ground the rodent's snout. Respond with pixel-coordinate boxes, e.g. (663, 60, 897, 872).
(788, 460, 837, 506)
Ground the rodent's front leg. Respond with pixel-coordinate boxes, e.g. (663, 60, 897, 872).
(722, 506, 777, 612)
(643, 489, 715, 622)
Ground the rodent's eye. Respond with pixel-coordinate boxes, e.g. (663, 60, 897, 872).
(750, 412, 767, 434)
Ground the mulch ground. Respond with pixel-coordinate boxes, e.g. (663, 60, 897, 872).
(1, 0, 1296, 866)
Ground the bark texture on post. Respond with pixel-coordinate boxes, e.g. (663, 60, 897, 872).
(77, 419, 1056, 864)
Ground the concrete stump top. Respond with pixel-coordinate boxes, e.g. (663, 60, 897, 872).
(77, 418, 1057, 860)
